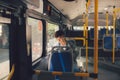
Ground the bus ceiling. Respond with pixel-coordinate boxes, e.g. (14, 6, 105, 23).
(6, 0, 119, 26)
(48, 0, 120, 26)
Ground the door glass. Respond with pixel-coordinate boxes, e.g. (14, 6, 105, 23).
(0, 24, 9, 79)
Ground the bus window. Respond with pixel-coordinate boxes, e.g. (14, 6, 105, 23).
(73, 26, 84, 30)
(27, 17, 43, 61)
(0, 24, 9, 80)
(46, 22, 59, 54)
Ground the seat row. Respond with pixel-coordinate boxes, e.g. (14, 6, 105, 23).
(89, 28, 120, 40)
(103, 35, 120, 50)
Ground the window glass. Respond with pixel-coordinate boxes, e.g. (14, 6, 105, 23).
(47, 22, 59, 54)
(73, 26, 84, 30)
(0, 24, 9, 80)
(27, 17, 43, 61)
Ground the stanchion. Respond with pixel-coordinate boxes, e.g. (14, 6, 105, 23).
(94, 0, 98, 80)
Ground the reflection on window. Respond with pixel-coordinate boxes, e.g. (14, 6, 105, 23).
(27, 17, 43, 61)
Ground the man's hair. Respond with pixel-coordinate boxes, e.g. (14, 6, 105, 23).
(55, 30, 64, 38)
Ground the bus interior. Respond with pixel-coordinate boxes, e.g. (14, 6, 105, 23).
(0, 0, 120, 80)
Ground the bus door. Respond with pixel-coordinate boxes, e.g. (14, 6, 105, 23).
(0, 1, 33, 80)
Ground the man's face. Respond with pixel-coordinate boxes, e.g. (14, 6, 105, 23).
(56, 36, 64, 44)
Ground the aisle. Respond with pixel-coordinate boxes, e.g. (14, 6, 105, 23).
(85, 64, 120, 80)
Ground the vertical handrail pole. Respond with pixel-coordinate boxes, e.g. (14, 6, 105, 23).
(83, 24, 86, 38)
(83, 24, 86, 46)
(106, 11, 109, 35)
(85, 1, 89, 72)
(7, 64, 15, 80)
(94, 0, 98, 80)
(83, 12, 86, 38)
(112, 6, 116, 64)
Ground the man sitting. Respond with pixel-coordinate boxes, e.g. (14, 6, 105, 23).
(54, 30, 80, 72)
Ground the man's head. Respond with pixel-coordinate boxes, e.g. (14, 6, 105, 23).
(55, 30, 64, 38)
(55, 30, 66, 45)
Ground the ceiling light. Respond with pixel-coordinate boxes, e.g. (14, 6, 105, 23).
(104, 8, 108, 11)
(64, 0, 75, 2)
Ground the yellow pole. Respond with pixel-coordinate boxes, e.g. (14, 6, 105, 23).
(112, 6, 116, 64)
(115, 8, 120, 13)
(94, 0, 98, 80)
(85, 2, 88, 72)
(7, 64, 15, 80)
(86, 0, 91, 7)
(34, 70, 90, 77)
(83, 24, 86, 46)
(106, 11, 109, 35)
(83, 12, 86, 46)
(84, 24, 86, 37)
(83, 12, 86, 38)
(83, 12, 86, 23)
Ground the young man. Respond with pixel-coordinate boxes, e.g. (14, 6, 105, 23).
(55, 30, 67, 46)
(54, 30, 80, 72)
(55, 30, 76, 49)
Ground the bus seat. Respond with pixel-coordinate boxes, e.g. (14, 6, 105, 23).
(90, 28, 94, 39)
(90, 28, 106, 40)
(65, 30, 83, 37)
(103, 35, 113, 50)
(109, 28, 120, 34)
(116, 35, 120, 49)
(115, 28, 120, 34)
(99, 28, 106, 39)
(48, 46, 73, 72)
(65, 30, 85, 47)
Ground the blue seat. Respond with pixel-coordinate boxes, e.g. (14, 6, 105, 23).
(90, 28, 94, 39)
(109, 28, 120, 34)
(103, 36, 113, 50)
(48, 46, 73, 72)
(116, 35, 120, 49)
(99, 28, 106, 39)
(48, 46, 73, 80)
(116, 28, 120, 34)
(65, 30, 83, 37)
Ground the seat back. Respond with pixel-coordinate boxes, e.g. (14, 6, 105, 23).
(103, 35, 113, 50)
(48, 46, 73, 72)
(99, 28, 106, 39)
(116, 35, 120, 49)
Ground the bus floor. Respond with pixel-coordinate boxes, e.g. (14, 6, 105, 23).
(33, 62, 120, 80)
(83, 63, 120, 80)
